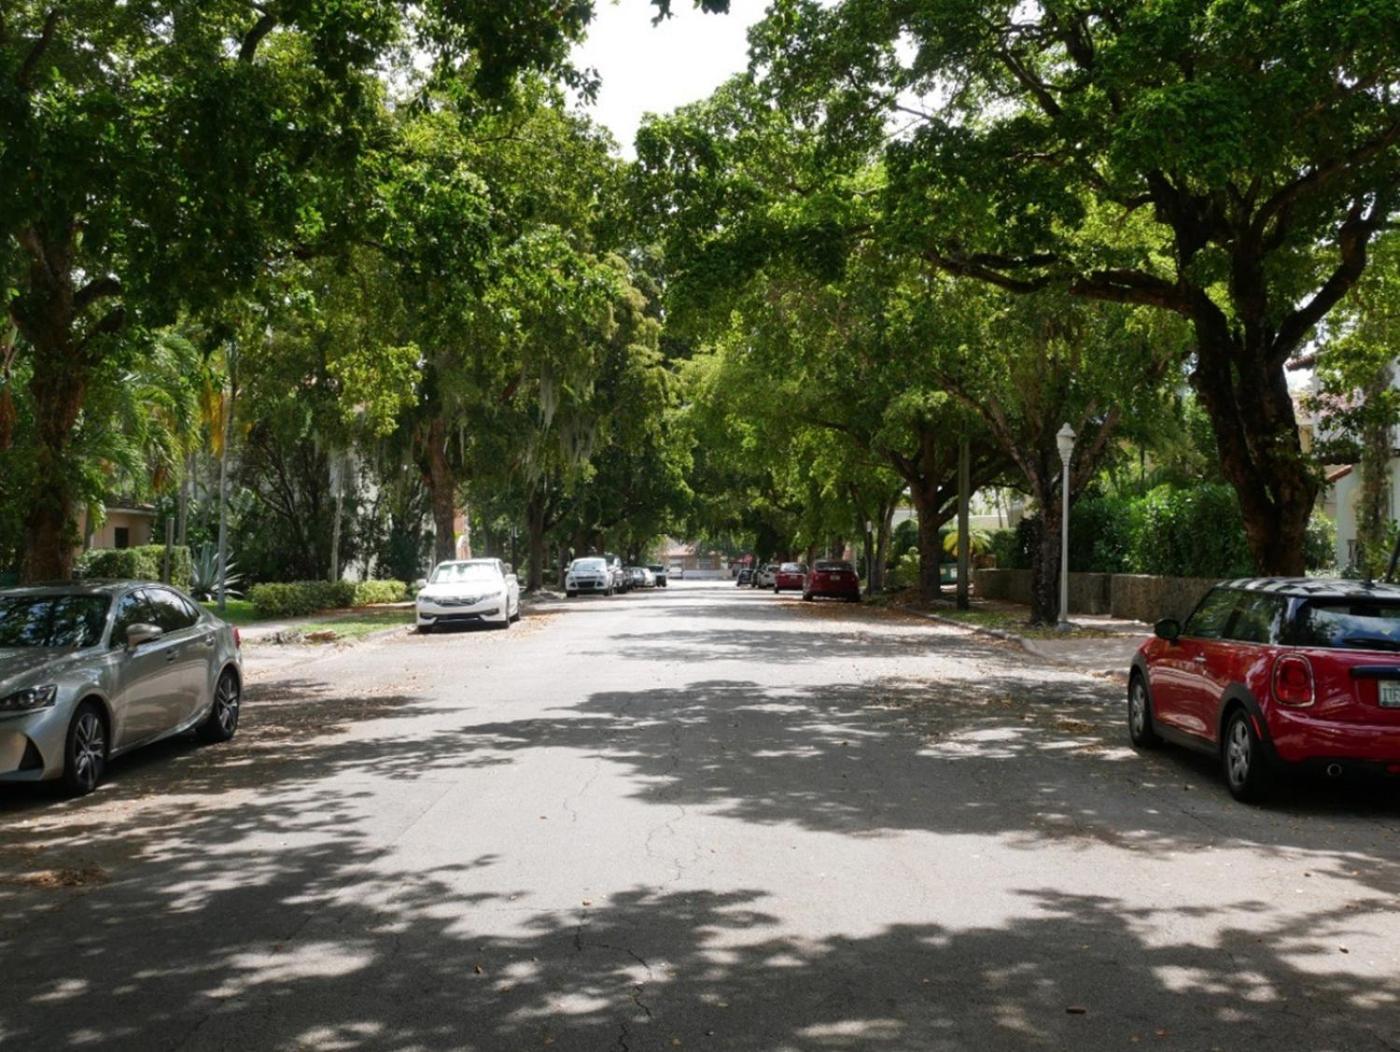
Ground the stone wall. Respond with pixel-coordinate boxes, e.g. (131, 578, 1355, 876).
(972, 569, 1217, 622)
(1109, 574, 1218, 624)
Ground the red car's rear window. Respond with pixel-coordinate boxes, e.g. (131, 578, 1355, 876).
(1290, 599, 1400, 651)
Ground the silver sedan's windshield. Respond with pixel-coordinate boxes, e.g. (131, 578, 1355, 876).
(0, 594, 111, 648)
(431, 563, 500, 584)
(571, 559, 606, 573)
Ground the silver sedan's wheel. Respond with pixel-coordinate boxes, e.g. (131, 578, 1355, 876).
(62, 702, 107, 796)
(197, 670, 240, 743)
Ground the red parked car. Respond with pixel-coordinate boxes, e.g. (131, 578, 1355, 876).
(804, 560, 860, 602)
(773, 562, 807, 593)
(1129, 578, 1400, 802)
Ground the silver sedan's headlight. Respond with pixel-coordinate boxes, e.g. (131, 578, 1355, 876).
(0, 685, 58, 713)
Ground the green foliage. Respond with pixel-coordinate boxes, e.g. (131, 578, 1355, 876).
(887, 547, 921, 590)
(78, 545, 193, 589)
(1128, 486, 1254, 579)
(987, 529, 1022, 571)
(247, 580, 357, 619)
(247, 578, 405, 617)
(190, 541, 242, 601)
(353, 580, 408, 605)
(1305, 514, 1338, 576)
(1069, 497, 1140, 575)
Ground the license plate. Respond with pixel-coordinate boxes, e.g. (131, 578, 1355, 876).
(1381, 681, 1400, 709)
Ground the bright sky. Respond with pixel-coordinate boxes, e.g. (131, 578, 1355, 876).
(571, 1, 767, 156)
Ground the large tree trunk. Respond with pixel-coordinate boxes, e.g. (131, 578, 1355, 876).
(21, 347, 88, 582)
(911, 479, 944, 598)
(526, 490, 547, 592)
(424, 416, 457, 566)
(328, 453, 345, 583)
(1027, 499, 1061, 625)
(872, 500, 895, 593)
(1356, 366, 1393, 579)
(9, 223, 126, 583)
(1190, 315, 1318, 575)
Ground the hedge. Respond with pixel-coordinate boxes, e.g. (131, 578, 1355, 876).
(248, 579, 408, 618)
(986, 484, 1335, 579)
(78, 545, 193, 589)
(353, 579, 408, 605)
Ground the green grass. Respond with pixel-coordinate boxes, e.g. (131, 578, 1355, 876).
(933, 606, 1113, 639)
(295, 609, 414, 641)
(200, 598, 262, 625)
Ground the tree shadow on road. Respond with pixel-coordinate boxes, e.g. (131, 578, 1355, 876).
(2, 611, 1398, 1049)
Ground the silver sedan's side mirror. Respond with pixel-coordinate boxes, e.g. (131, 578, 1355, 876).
(126, 623, 164, 649)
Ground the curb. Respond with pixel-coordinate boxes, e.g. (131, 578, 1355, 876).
(901, 608, 1131, 685)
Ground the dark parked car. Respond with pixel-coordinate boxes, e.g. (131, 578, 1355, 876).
(804, 560, 860, 602)
(773, 562, 807, 593)
(736, 568, 754, 587)
(1129, 578, 1400, 802)
(648, 564, 668, 588)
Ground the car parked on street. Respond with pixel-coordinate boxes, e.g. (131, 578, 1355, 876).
(649, 564, 668, 588)
(416, 558, 521, 631)
(804, 561, 861, 602)
(736, 568, 753, 587)
(0, 581, 242, 795)
(773, 562, 807, 593)
(1129, 578, 1400, 802)
(670, 564, 685, 580)
(753, 564, 778, 589)
(565, 557, 613, 598)
(625, 567, 648, 589)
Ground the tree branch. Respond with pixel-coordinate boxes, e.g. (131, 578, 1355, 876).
(923, 251, 1052, 294)
(1255, 121, 1400, 239)
(1271, 193, 1391, 361)
(16, 9, 59, 93)
(240, 10, 278, 63)
(74, 276, 122, 314)
(1068, 269, 1192, 315)
(77, 307, 126, 357)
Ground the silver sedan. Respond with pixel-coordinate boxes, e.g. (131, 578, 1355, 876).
(0, 580, 243, 795)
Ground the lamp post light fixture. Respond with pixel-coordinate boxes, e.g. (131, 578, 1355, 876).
(1056, 423, 1076, 630)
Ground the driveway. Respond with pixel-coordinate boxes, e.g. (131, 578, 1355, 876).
(2, 581, 1398, 1050)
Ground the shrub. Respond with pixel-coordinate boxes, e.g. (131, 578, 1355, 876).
(1069, 496, 1139, 573)
(988, 528, 1026, 570)
(353, 579, 408, 605)
(1304, 512, 1337, 574)
(189, 541, 242, 600)
(886, 546, 921, 589)
(78, 545, 192, 589)
(1129, 484, 1254, 578)
(248, 580, 357, 619)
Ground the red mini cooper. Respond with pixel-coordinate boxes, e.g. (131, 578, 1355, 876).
(804, 560, 861, 602)
(1129, 578, 1400, 802)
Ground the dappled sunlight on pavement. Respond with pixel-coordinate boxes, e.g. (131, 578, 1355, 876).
(2, 581, 1398, 1049)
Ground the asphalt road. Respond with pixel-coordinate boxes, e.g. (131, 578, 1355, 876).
(3, 581, 1400, 1051)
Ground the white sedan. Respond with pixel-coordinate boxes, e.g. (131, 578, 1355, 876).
(415, 559, 521, 632)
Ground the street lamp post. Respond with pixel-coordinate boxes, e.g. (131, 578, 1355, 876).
(1056, 423, 1076, 630)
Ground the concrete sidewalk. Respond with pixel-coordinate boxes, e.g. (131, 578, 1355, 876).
(903, 599, 1151, 681)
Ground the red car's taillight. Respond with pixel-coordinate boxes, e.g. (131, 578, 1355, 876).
(1273, 654, 1313, 706)
(233, 627, 242, 649)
